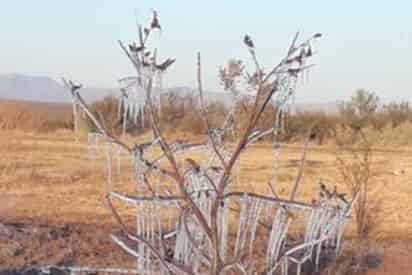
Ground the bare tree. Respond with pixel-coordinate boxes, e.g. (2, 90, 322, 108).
(62, 12, 357, 275)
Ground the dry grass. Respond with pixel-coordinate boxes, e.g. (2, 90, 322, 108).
(0, 100, 71, 132)
(1, 130, 412, 273)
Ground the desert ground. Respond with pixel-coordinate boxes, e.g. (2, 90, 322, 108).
(1, 130, 411, 274)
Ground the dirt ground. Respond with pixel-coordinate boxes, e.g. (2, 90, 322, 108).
(0, 130, 411, 274)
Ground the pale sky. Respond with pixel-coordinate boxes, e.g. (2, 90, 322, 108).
(0, 0, 411, 103)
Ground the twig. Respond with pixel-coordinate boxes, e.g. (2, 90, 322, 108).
(197, 52, 228, 170)
(290, 128, 312, 200)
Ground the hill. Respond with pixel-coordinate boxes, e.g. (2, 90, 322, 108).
(0, 73, 116, 103)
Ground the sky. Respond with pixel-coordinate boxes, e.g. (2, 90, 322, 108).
(0, 0, 411, 103)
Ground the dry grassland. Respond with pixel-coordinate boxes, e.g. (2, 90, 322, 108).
(0, 130, 411, 273)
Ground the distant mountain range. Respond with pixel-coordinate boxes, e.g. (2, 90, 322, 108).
(0, 73, 234, 104)
(0, 73, 339, 112)
(0, 74, 116, 103)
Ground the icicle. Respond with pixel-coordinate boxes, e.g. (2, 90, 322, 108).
(147, 202, 155, 273)
(248, 199, 263, 256)
(116, 145, 122, 180)
(117, 94, 123, 120)
(122, 99, 128, 137)
(105, 142, 114, 192)
(235, 194, 249, 256)
(265, 201, 273, 224)
(150, 201, 155, 244)
(155, 71, 163, 119)
(156, 201, 162, 251)
(219, 197, 230, 261)
(174, 219, 184, 263)
(88, 132, 101, 169)
(133, 148, 147, 191)
(71, 99, 79, 142)
(238, 197, 255, 255)
(136, 202, 143, 272)
(267, 207, 290, 275)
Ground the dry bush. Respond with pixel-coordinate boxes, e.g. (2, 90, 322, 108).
(85, 92, 227, 137)
(339, 89, 380, 131)
(87, 96, 122, 135)
(84, 92, 227, 137)
(206, 101, 227, 127)
(337, 90, 412, 134)
(227, 96, 276, 140)
(335, 130, 382, 240)
(361, 101, 412, 132)
(163, 97, 341, 145)
(160, 92, 186, 130)
(0, 100, 71, 133)
(163, 92, 204, 135)
(81, 87, 412, 146)
(161, 92, 228, 136)
(356, 122, 412, 147)
(283, 111, 338, 144)
(381, 100, 412, 128)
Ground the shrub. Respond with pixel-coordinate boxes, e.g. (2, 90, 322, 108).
(339, 89, 380, 131)
(335, 130, 382, 240)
